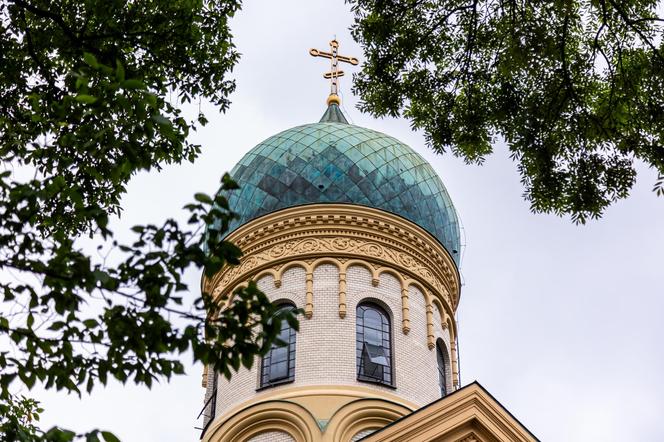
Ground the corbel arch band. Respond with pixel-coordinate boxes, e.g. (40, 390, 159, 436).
(220, 257, 459, 354)
(203, 204, 460, 311)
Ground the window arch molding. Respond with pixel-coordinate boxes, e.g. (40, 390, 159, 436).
(355, 300, 394, 387)
(259, 301, 297, 389)
(435, 338, 450, 397)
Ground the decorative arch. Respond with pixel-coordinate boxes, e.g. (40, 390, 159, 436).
(403, 278, 428, 298)
(311, 257, 342, 272)
(273, 261, 311, 318)
(311, 258, 344, 318)
(251, 268, 280, 288)
(431, 298, 447, 326)
(404, 279, 435, 349)
(324, 398, 411, 442)
(341, 260, 379, 280)
(373, 267, 409, 334)
(342, 261, 379, 320)
(202, 400, 319, 442)
(275, 261, 309, 282)
(375, 267, 406, 286)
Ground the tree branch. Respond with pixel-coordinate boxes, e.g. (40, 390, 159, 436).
(605, 0, 664, 64)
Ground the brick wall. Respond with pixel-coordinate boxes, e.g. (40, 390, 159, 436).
(211, 262, 454, 420)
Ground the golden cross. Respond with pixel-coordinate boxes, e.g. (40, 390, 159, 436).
(309, 39, 359, 105)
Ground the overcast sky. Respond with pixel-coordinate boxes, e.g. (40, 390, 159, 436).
(29, 1, 664, 441)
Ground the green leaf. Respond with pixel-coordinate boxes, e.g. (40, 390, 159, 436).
(150, 114, 171, 126)
(194, 193, 213, 204)
(83, 319, 98, 328)
(86, 431, 101, 442)
(75, 94, 98, 104)
(115, 60, 125, 82)
(121, 79, 146, 90)
(101, 432, 121, 442)
(93, 270, 109, 284)
(83, 52, 98, 68)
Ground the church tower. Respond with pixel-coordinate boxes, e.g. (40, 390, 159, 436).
(199, 42, 537, 442)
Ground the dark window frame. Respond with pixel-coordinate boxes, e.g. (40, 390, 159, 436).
(436, 338, 448, 397)
(259, 303, 297, 389)
(356, 302, 394, 387)
(197, 367, 218, 439)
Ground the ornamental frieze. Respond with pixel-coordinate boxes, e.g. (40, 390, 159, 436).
(208, 234, 452, 311)
(204, 204, 461, 312)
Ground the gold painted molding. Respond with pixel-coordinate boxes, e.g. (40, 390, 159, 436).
(203, 401, 318, 442)
(210, 384, 418, 427)
(325, 399, 411, 442)
(201, 383, 538, 442)
(362, 383, 538, 442)
(202, 204, 461, 334)
(203, 384, 417, 442)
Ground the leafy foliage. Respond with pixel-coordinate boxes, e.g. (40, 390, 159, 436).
(351, 0, 664, 222)
(0, 392, 123, 442)
(0, 0, 298, 439)
(0, 394, 42, 441)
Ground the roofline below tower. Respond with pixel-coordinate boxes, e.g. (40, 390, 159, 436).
(361, 382, 539, 442)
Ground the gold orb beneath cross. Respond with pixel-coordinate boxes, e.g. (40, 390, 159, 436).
(327, 94, 341, 106)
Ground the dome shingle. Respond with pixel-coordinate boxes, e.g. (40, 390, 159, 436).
(216, 107, 461, 264)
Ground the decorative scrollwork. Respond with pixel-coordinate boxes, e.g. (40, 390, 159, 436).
(203, 204, 460, 315)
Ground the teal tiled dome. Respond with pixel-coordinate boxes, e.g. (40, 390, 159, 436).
(218, 105, 461, 264)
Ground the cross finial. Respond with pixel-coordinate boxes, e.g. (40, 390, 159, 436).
(309, 39, 359, 106)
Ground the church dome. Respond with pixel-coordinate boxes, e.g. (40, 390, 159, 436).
(218, 105, 461, 264)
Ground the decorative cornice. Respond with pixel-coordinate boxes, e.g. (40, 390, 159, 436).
(362, 383, 539, 442)
(203, 204, 461, 313)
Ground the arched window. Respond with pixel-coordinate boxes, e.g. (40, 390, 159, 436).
(436, 339, 448, 397)
(260, 304, 296, 388)
(356, 302, 393, 386)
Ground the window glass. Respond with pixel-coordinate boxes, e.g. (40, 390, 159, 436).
(356, 303, 392, 385)
(260, 304, 296, 387)
(436, 339, 447, 397)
